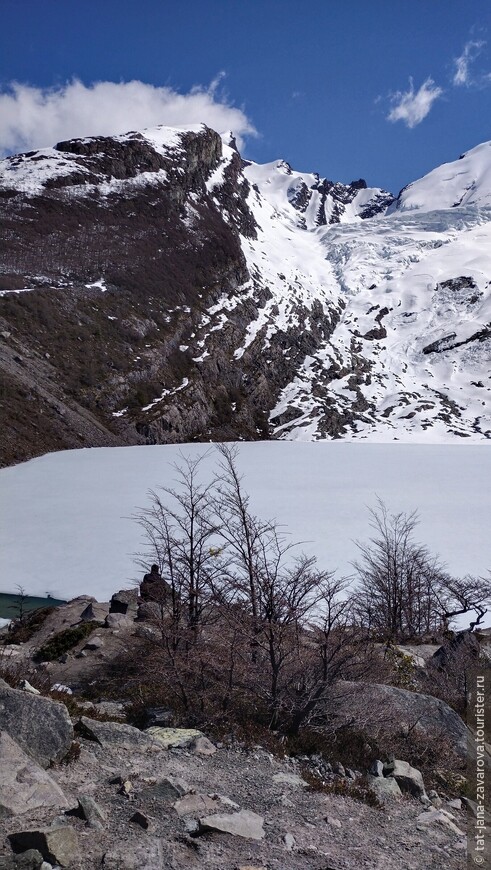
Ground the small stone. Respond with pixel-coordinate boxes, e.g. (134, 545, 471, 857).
(119, 780, 133, 797)
(141, 776, 189, 801)
(369, 759, 384, 777)
(142, 706, 174, 728)
(325, 816, 342, 828)
(1, 850, 45, 869)
(447, 798, 462, 810)
(332, 761, 345, 776)
(76, 717, 161, 752)
(108, 775, 123, 785)
(129, 811, 150, 829)
(79, 602, 106, 623)
(18, 680, 41, 696)
(193, 735, 216, 756)
(183, 818, 199, 835)
(272, 772, 307, 787)
(105, 613, 133, 630)
(283, 832, 295, 851)
(198, 809, 265, 840)
(110, 589, 138, 615)
(67, 795, 106, 829)
(82, 635, 104, 651)
(50, 684, 72, 695)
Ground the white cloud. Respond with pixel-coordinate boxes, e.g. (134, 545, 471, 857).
(453, 39, 488, 86)
(0, 78, 257, 157)
(387, 77, 443, 128)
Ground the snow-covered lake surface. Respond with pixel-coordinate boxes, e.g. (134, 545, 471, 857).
(1, 443, 490, 609)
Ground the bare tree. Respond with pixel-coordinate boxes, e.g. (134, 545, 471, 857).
(285, 576, 378, 735)
(432, 573, 491, 632)
(353, 500, 491, 642)
(353, 499, 447, 642)
(134, 452, 222, 630)
(210, 445, 371, 730)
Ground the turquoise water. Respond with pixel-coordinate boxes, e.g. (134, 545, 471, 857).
(0, 592, 66, 620)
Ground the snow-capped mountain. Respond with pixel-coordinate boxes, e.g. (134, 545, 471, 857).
(0, 124, 489, 465)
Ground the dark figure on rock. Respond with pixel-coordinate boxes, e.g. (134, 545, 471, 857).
(140, 564, 167, 604)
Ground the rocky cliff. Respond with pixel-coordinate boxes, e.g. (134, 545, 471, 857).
(0, 126, 489, 465)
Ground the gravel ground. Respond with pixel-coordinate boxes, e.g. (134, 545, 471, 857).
(1, 728, 469, 870)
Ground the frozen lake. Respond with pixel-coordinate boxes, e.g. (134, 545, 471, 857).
(0, 442, 489, 610)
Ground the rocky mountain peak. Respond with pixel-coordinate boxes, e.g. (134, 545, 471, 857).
(0, 126, 489, 466)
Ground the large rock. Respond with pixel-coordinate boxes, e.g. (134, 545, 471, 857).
(0, 850, 45, 869)
(431, 630, 480, 670)
(199, 809, 265, 840)
(0, 731, 69, 817)
(383, 759, 426, 798)
(144, 726, 209, 750)
(79, 600, 109, 623)
(367, 773, 402, 802)
(8, 826, 80, 868)
(109, 589, 138, 615)
(75, 717, 162, 753)
(140, 777, 189, 802)
(415, 807, 465, 836)
(0, 682, 73, 768)
(334, 681, 467, 758)
(174, 793, 222, 817)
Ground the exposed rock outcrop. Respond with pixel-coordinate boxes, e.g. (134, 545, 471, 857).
(0, 681, 73, 768)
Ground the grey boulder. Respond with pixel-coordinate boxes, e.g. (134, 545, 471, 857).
(383, 758, 426, 798)
(8, 826, 79, 868)
(198, 809, 265, 840)
(75, 717, 161, 752)
(0, 731, 69, 818)
(0, 683, 73, 768)
(367, 774, 402, 802)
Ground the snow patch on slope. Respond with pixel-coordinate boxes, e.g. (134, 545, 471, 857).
(395, 141, 491, 212)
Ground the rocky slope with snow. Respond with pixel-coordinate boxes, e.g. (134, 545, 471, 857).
(0, 125, 489, 464)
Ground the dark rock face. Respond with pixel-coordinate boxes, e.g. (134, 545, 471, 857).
(0, 682, 73, 768)
(286, 175, 394, 226)
(109, 589, 139, 615)
(0, 123, 399, 465)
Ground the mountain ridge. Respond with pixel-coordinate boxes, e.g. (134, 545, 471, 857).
(0, 124, 489, 465)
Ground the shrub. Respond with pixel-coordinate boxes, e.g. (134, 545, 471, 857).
(34, 621, 99, 662)
(301, 767, 382, 808)
(2, 606, 55, 645)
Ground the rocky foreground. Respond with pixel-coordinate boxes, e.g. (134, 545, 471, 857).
(0, 592, 484, 869)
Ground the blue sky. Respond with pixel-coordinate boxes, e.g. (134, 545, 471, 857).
(1, 0, 491, 193)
